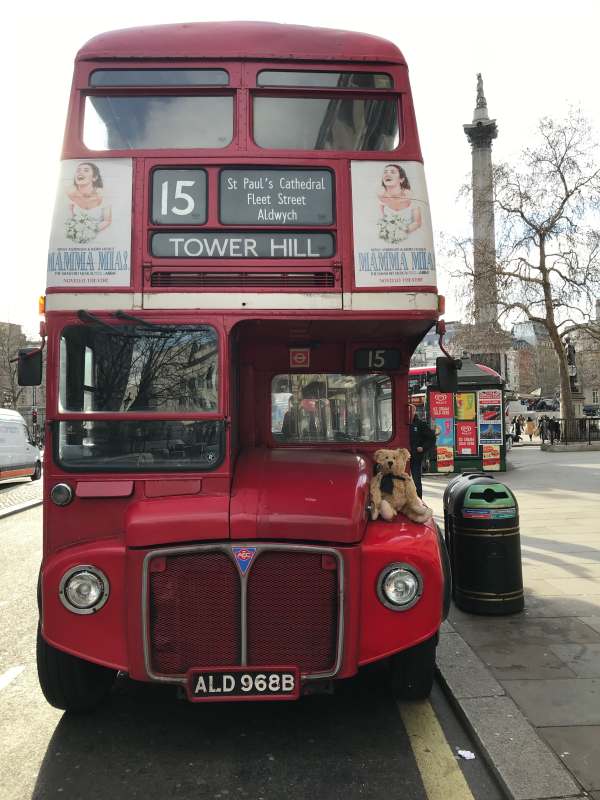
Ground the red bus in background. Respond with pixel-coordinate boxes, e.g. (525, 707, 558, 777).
(409, 364, 503, 396)
(28, 21, 451, 711)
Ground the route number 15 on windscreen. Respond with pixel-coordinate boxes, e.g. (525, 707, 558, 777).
(354, 349, 401, 370)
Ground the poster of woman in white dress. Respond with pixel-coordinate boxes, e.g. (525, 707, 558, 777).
(66, 162, 112, 244)
(351, 161, 436, 288)
(47, 158, 132, 288)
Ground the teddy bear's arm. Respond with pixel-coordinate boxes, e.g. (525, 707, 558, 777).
(370, 474, 383, 503)
(370, 475, 383, 520)
(402, 475, 433, 522)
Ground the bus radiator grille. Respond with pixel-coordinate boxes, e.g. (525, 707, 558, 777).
(147, 548, 339, 677)
(149, 552, 241, 674)
(247, 551, 338, 674)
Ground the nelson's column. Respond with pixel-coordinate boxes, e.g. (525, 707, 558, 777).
(461, 75, 511, 376)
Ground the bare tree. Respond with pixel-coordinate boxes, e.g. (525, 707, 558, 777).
(452, 110, 600, 419)
(0, 322, 26, 408)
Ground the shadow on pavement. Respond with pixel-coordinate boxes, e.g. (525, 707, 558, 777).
(31, 668, 426, 800)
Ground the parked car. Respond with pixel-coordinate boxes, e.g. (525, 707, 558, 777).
(583, 404, 600, 417)
(0, 409, 42, 481)
(535, 399, 559, 411)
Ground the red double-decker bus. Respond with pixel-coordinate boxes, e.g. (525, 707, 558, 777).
(24, 21, 452, 711)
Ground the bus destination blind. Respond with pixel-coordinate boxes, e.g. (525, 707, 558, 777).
(152, 232, 334, 259)
(220, 169, 333, 226)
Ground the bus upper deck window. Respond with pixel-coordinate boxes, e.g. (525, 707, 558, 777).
(83, 95, 233, 150)
(257, 71, 392, 89)
(89, 69, 229, 86)
(253, 96, 399, 151)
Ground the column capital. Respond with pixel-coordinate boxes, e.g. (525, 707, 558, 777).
(464, 119, 498, 149)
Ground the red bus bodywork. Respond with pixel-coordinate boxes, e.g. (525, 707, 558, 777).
(39, 22, 448, 705)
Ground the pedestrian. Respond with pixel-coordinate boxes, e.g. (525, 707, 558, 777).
(549, 417, 560, 444)
(408, 404, 436, 498)
(525, 417, 536, 442)
(538, 416, 548, 443)
(513, 416, 522, 442)
(281, 396, 301, 439)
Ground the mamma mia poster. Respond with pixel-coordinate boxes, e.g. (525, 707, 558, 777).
(351, 161, 436, 288)
(47, 158, 132, 287)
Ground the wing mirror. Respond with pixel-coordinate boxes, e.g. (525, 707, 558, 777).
(17, 348, 43, 386)
(435, 320, 460, 392)
(435, 356, 460, 393)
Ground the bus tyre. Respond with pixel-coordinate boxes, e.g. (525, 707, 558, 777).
(390, 633, 437, 701)
(31, 461, 42, 481)
(36, 624, 117, 713)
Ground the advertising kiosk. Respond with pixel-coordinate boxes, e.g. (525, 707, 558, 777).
(426, 358, 506, 474)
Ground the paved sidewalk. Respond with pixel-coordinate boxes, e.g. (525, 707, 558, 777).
(424, 447, 600, 799)
(0, 478, 42, 517)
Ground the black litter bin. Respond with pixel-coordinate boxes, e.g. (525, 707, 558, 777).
(445, 476, 524, 615)
(443, 473, 488, 553)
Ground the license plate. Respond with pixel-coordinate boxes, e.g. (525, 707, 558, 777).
(186, 666, 300, 702)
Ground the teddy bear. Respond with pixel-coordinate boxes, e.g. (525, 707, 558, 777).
(370, 448, 433, 524)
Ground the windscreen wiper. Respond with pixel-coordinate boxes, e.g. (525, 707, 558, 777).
(114, 310, 163, 329)
(77, 310, 138, 336)
(78, 309, 120, 331)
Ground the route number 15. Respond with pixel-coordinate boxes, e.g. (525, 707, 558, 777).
(354, 349, 401, 370)
(368, 350, 386, 368)
(152, 169, 207, 225)
(161, 180, 196, 216)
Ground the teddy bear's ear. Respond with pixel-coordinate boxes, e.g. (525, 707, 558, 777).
(397, 448, 411, 461)
(373, 449, 383, 461)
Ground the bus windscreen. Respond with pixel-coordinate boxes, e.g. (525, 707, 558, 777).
(60, 324, 218, 413)
(55, 419, 224, 471)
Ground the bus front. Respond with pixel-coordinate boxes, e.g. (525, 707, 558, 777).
(37, 22, 448, 712)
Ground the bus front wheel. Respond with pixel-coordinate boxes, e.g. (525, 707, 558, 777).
(390, 633, 438, 701)
(36, 624, 117, 713)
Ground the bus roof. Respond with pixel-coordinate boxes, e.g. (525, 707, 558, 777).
(410, 364, 502, 379)
(77, 21, 406, 65)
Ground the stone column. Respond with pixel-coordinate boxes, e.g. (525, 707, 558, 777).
(464, 75, 499, 326)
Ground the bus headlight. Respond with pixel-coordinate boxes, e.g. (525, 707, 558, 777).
(377, 564, 422, 610)
(51, 483, 73, 506)
(59, 566, 109, 614)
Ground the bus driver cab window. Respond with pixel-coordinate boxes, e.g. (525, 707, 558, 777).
(272, 374, 391, 444)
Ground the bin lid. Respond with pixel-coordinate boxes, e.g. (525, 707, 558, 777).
(461, 482, 517, 520)
(446, 473, 495, 512)
(443, 473, 472, 505)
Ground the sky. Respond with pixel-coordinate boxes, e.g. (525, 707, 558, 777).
(4, 0, 599, 337)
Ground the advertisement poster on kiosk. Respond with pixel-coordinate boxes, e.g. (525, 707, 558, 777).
(482, 444, 501, 470)
(477, 389, 503, 445)
(351, 161, 436, 288)
(456, 422, 478, 455)
(430, 392, 453, 418)
(429, 392, 455, 472)
(47, 158, 133, 287)
(456, 392, 476, 421)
